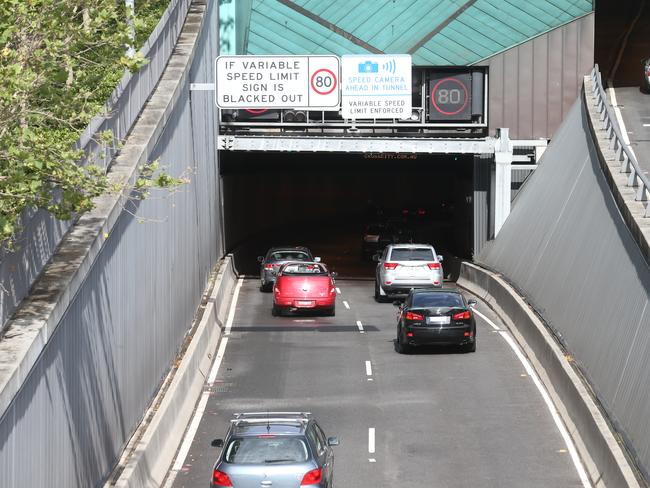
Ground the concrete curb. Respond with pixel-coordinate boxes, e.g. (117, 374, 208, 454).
(106, 255, 238, 487)
(458, 262, 642, 488)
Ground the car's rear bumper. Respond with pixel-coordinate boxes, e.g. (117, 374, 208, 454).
(382, 282, 443, 295)
(261, 269, 277, 285)
(274, 297, 336, 309)
(406, 326, 474, 346)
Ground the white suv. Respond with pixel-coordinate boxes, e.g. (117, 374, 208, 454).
(374, 244, 444, 302)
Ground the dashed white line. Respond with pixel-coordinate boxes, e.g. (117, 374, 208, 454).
(365, 360, 372, 377)
(643, 123, 650, 127)
(336, 287, 341, 294)
(343, 300, 350, 309)
(356, 320, 365, 333)
(368, 428, 375, 454)
(473, 307, 592, 488)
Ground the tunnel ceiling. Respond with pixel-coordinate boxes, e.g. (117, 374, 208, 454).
(231, 0, 593, 65)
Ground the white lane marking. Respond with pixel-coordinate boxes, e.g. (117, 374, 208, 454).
(336, 287, 341, 294)
(368, 428, 375, 454)
(356, 320, 365, 333)
(608, 87, 639, 161)
(343, 301, 350, 309)
(473, 309, 592, 488)
(643, 123, 650, 127)
(368, 458, 376, 463)
(163, 278, 244, 486)
(365, 360, 372, 377)
(472, 309, 501, 331)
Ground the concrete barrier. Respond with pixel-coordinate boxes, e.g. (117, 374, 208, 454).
(106, 255, 238, 487)
(458, 262, 642, 488)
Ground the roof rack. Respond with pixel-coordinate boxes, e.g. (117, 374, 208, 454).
(232, 412, 311, 420)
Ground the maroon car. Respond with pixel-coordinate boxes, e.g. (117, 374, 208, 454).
(272, 262, 337, 316)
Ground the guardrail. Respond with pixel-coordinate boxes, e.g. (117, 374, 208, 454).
(589, 64, 650, 215)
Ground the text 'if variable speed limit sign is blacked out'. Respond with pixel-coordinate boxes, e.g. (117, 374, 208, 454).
(215, 55, 340, 109)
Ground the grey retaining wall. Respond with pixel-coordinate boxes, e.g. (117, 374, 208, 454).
(477, 93, 650, 483)
(0, 1, 222, 487)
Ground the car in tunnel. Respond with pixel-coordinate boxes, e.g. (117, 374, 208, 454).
(395, 289, 477, 354)
(210, 412, 339, 488)
(258, 246, 319, 292)
(272, 262, 337, 316)
(374, 243, 444, 301)
(643, 57, 650, 93)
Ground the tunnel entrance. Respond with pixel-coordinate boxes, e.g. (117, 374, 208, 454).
(221, 151, 480, 279)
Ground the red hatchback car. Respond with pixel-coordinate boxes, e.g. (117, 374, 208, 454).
(272, 262, 337, 316)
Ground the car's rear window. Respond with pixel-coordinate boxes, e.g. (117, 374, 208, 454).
(268, 251, 310, 262)
(281, 263, 327, 275)
(390, 248, 434, 261)
(224, 436, 309, 464)
(412, 293, 463, 308)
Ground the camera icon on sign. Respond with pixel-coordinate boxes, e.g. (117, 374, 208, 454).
(358, 61, 378, 73)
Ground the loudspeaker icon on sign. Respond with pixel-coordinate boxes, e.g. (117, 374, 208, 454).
(382, 59, 396, 74)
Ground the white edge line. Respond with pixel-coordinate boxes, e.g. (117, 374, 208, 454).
(607, 86, 639, 160)
(343, 301, 350, 309)
(165, 277, 244, 482)
(365, 360, 372, 376)
(474, 310, 592, 488)
(368, 427, 375, 454)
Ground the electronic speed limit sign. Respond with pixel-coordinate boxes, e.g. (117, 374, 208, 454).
(428, 72, 472, 121)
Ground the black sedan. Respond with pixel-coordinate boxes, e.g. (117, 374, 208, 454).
(394, 289, 477, 353)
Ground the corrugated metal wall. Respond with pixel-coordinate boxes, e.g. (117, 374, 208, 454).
(477, 98, 650, 479)
(473, 154, 492, 257)
(0, 0, 193, 332)
(478, 13, 594, 140)
(0, 1, 222, 487)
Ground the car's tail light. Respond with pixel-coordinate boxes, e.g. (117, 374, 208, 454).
(274, 287, 280, 295)
(264, 263, 274, 270)
(384, 262, 399, 270)
(301, 468, 323, 486)
(417, 208, 426, 215)
(212, 469, 233, 487)
(453, 310, 471, 320)
(405, 311, 424, 321)
(427, 262, 441, 270)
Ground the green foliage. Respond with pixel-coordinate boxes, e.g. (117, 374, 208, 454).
(0, 0, 178, 247)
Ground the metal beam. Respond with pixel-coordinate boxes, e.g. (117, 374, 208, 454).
(407, 0, 477, 54)
(217, 135, 496, 154)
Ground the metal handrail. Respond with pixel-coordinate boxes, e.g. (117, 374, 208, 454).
(588, 64, 650, 215)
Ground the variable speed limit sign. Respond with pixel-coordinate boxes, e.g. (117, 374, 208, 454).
(428, 72, 472, 121)
(215, 55, 340, 109)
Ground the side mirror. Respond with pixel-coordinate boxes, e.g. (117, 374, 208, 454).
(468, 299, 477, 308)
(314, 257, 321, 263)
(257, 256, 264, 263)
(211, 439, 224, 448)
(372, 254, 379, 262)
(437, 255, 444, 262)
(331, 271, 338, 279)
(327, 437, 340, 446)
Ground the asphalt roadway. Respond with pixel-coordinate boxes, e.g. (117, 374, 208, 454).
(163, 278, 587, 487)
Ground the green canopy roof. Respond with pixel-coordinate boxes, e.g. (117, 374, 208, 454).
(223, 0, 593, 65)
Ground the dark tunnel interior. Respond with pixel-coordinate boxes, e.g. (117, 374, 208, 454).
(221, 152, 475, 278)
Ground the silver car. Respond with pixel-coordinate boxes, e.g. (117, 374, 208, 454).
(211, 412, 338, 488)
(258, 247, 319, 292)
(374, 243, 444, 302)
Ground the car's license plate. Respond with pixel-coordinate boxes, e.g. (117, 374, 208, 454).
(427, 316, 450, 325)
(295, 300, 315, 307)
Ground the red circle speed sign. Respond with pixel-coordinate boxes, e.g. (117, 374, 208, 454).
(310, 68, 337, 95)
(431, 77, 469, 116)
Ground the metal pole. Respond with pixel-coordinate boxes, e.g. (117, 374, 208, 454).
(126, 0, 135, 58)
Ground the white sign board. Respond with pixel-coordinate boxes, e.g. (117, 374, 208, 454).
(215, 55, 340, 109)
(341, 54, 412, 119)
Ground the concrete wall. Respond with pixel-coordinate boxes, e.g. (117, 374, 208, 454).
(478, 13, 594, 140)
(0, 1, 223, 487)
(477, 96, 650, 481)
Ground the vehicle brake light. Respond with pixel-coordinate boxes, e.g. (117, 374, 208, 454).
(427, 262, 441, 270)
(405, 311, 424, 321)
(257, 434, 276, 438)
(384, 262, 399, 270)
(417, 208, 426, 215)
(453, 311, 471, 320)
(264, 264, 274, 270)
(301, 468, 323, 486)
(406, 332, 414, 337)
(212, 469, 233, 487)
